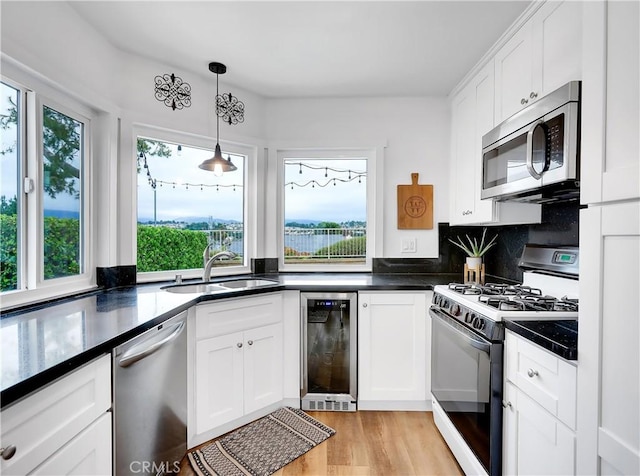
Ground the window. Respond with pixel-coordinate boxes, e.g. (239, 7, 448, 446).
(279, 148, 378, 271)
(136, 136, 247, 279)
(0, 78, 90, 299)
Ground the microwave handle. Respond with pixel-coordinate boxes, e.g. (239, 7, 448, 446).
(526, 119, 546, 180)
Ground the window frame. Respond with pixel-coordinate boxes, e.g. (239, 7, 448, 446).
(276, 147, 382, 272)
(1, 74, 95, 309)
(132, 125, 257, 283)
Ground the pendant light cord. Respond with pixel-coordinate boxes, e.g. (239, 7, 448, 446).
(216, 71, 220, 144)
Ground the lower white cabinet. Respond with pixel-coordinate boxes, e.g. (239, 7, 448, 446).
(358, 291, 430, 410)
(189, 293, 284, 446)
(503, 330, 576, 475)
(0, 354, 112, 476)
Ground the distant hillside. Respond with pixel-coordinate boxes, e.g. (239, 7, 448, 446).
(44, 209, 79, 219)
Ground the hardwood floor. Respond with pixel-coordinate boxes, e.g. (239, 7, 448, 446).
(180, 411, 463, 475)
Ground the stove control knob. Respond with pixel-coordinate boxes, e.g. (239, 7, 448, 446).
(472, 316, 482, 329)
(451, 304, 461, 316)
(476, 318, 486, 330)
(466, 312, 475, 324)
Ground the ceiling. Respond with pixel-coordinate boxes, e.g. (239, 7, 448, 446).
(68, 1, 530, 99)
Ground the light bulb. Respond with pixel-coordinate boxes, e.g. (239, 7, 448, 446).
(213, 162, 224, 177)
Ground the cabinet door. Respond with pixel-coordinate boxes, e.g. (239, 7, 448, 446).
(244, 323, 283, 415)
(195, 332, 244, 433)
(450, 62, 496, 226)
(503, 381, 518, 476)
(0, 355, 111, 476)
(450, 84, 477, 224)
(581, 1, 640, 204)
(513, 387, 576, 475)
(495, 22, 534, 123)
(358, 292, 426, 403)
(577, 202, 640, 475)
(532, 0, 582, 96)
(32, 413, 112, 476)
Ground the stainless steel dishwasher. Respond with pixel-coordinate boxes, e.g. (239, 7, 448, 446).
(113, 311, 187, 476)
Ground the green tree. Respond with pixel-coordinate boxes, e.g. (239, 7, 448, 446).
(0, 195, 17, 215)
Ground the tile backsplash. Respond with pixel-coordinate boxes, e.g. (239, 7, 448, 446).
(375, 201, 580, 283)
(445, 201, 580, 282)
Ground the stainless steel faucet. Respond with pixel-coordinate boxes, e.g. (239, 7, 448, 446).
(203, 249, 237, 282)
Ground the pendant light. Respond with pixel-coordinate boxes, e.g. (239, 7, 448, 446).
(198, 62, 237, 176)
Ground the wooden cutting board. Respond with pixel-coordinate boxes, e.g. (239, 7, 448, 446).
(397, 173, 433, 229)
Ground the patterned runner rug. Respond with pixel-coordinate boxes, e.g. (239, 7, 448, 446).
(187, 407, 336, 476)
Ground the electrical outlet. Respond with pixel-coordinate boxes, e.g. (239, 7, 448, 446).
(401, 238, 417, 253)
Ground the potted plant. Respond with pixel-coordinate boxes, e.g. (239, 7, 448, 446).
(448, 227, 498, 269)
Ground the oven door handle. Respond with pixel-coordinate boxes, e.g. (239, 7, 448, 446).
(430, 307, 492, 353)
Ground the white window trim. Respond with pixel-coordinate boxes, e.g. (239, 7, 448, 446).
(275, 146, 383, 272)
(1, 75, 96, 310)
(132, 125, 257, 283)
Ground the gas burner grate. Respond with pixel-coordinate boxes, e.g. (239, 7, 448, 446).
(448, 283, 483, 295)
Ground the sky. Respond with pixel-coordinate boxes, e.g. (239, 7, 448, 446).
(140, 151, 368, 223)
(1, 78, 367, 225)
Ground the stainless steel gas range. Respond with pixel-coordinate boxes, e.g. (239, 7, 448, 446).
(430, 244, 579, 476)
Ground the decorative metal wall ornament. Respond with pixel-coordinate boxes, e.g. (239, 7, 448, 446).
(154, 73, 192, 110)
(216, 92, 245, 125)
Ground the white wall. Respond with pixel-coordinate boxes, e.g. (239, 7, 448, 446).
(1, 1, 451, 268)
(265, 97, 450, 258)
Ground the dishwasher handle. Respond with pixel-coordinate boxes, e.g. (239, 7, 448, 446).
(118, 320, 185, 368)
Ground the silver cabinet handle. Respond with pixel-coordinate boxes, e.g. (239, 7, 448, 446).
(502, 401, 512, 409)
(521, 98, 529, 105)
(237, 342, 243, 348)
(527, 368, 539, 378)
(1, 445, 17, 460)
(362, 303, 368, 308)
(247, 340, 253, 346)
(530, 91, 538, 99)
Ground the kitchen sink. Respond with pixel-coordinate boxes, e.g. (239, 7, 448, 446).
(162, 283, 229, 294)
(162, 278, 279, 294)
(218, 278, 279, 289)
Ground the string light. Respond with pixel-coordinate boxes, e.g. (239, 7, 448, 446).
(138, 151, 243, 191)
(285, 161, 367, 189)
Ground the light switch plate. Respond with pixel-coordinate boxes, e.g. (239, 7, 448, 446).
(401, 238, 417, 253)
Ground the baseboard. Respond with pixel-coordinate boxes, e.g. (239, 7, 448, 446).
(357, 400, 431, 411)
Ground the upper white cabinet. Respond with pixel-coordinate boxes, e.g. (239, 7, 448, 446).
(358, 291, 429, 409)
(581, 1, 640, 204)
(495, 1, 583, 123)
(449, 62, 541, 226)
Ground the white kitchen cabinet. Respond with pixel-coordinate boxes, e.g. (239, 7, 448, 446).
(503, 331, 577, 475)
(0, 355, 112, 476)
(503, 381, 576, 476)
(449, 61, 540, 226)
(189, 293, 284, 446)
(31, 413, 112, 476)
(494, 1, 582, 123)
(577, 202, 640, 476)
(581, 1, 640, 204)
(358, 291, 429, 410)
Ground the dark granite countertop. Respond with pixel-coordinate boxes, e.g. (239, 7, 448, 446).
(504, 319, 578, 361)
(0, 272, 457, 408)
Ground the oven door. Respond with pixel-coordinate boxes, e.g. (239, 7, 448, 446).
(430, 307, 503, 476)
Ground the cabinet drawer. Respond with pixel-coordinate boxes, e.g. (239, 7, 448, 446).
(505, 330, 577, 429)
(0, 355, 111, 475)
(196, 292, 283, 339)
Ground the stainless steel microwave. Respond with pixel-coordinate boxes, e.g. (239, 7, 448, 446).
(481, 81, 580, 203)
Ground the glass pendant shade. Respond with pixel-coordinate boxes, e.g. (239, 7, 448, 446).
(198, 143, 237, 176)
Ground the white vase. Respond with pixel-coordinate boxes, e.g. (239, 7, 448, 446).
(466, 256, 482, 269)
